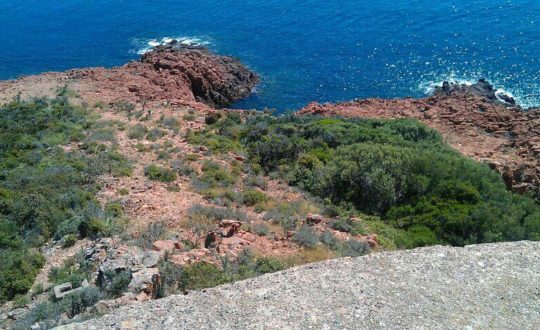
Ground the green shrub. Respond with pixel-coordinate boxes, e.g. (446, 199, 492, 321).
(48, 255, 91, 288)
(127, 124, 148, 140)
(12, 294, 30, 308)
(188, 204, 248, 222)
(146, 128, 167, 141)
(61, 234, 78, 248)
(339, 239, 370, 257)
(171, 159, 195, 176)
(252, 223, 270, 236)
(136, 221, 168, 249)
(183, 113, 196, 121)
(237, 114, 540, 247)
(294, 225, 319, 248)
(204, 113, 221, 125)
(159, 116, 181, 130)
(197, 161, 236, 187)
(65, 286, 102, 317)
(244, 175, 268, 190)
(158, 249, 286, 296)
(107, 270, 132, 298)
(331, 218, 367, 236)
(0, 249, 45, 303)
(320, 231, 339, 250)
(241, 189, 268, 207)
(144, 164, 177, 182)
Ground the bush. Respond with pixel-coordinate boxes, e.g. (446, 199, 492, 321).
(146, 127, 167, 141)
(244, 175, 268, 190)
(188, 204, 249, 222)
(136, 221, 168, 249)
(171, 159, 195, 177)
(294, 225, 319, 248)
(198, 161, 236, 187)
(107, 270, 132, 298)
(157, 250, 286, 296)
(12, 294, 30, 308)
(61, 234, 78, 248)
(252, 223, 270, 236)
(331, 218, 367, 236)
(237, 114, 540, 247)
(320, 231, 339, 250)
(241, 189, 268, 207)
(0, 250, 45, 303)
(159, 116, 180, 130)
(127, 124, 148, 140)
(48, 254, 92, 288)
(65, 286, 102, 317)
(144, 164, 177, 182)
(183, 113, 196, 121)
(339, 239, 370, 257)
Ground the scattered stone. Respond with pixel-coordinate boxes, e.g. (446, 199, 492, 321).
(305, 213, 323, 225)
(152, 240, 177, 253)
(218, 220, 242, 237)
(128, 268, 161, 298)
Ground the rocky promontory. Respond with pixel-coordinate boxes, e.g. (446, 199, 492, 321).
(300, 80, 540, 199)
(0, 44, 259, 111)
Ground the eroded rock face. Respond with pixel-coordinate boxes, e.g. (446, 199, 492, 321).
(141, 46, 259, 107)
(299, 80, 540, 199)
(69, 45, 259, 109)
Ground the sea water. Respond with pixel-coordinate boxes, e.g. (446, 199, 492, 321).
(0, 0, 538, 110)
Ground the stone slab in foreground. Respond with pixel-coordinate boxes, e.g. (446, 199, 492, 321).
(59, 241, 540, 329)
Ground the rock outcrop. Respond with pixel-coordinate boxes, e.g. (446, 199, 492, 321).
(64, 45, 258, 109)
(299, 80, 540, 198)
(59, 241, 540, 329)
(141, 45, 259, 107)
(434, 78, 515, 105)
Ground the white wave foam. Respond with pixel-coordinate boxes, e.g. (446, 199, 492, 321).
(417, 73, 539, 109)
(132, 36, 211, 55)
(418, 73, 477, 95)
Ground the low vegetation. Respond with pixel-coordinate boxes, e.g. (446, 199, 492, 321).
(158, 249, 286, 296)
(190, 112, 540, 248)
(0, 96, 131, 303)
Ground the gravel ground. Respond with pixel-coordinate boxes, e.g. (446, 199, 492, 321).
(59, 241, 540, 330)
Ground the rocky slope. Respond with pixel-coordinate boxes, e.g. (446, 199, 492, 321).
(59, 241, 540, 330)
(0, 44, 258, 111)
(300, 80, 540, 199)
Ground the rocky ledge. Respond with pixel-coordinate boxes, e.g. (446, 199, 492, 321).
(299, 80, 540, 199)
(63, 44, 259, 109)
(59, 241, 540, 329)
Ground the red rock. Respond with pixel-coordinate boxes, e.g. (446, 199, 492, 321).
(218, 220, 242, 237)
(152, 240, 176, 253)
(305, 213, 323, 225)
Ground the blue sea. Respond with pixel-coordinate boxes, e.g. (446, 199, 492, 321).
(0, 1, 538, 110)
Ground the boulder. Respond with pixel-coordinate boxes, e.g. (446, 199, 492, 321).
(305, 213, 323, 225)
(152, 240, 177, 253)
(128, 268, 161, 298)
(142, 251, 161, 268)
(366, 234, 379, 248)
(218, 220, 242, 237)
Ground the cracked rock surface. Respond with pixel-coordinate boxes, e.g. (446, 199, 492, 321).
(59, 241, 540, 330)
